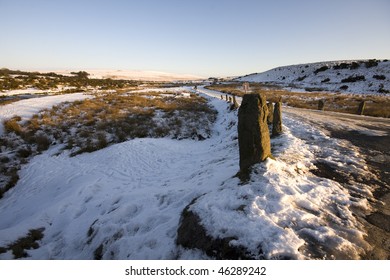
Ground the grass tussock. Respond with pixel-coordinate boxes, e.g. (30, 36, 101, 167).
(3, 116, 23, 135)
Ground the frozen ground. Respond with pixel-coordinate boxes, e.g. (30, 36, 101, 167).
(0, 87, 383, 259)
(0, 92, 92, 135)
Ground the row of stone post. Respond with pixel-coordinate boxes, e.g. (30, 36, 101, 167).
(222, 94, 240, 110)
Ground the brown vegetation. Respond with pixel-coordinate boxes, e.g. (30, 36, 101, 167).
(0, 228, 44, 259)
(206, 83, 390, 118)
(0, 90, 217, 198)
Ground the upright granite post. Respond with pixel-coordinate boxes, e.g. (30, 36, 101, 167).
(231, 95, 239, 110)
(357, 101, 366, 115)
(266, 102, 274, 124)
(318, 100, 325, 110)
(238, 94, 271, 172)
(272, 101, 282, 136)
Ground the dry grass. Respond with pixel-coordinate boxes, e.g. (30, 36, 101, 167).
(3, 116, 23, 135)
(0, 228, 44, 259)
(207, 83, 390, 118)
(76, 92, 213, 141)
(0, 167, 19, 199)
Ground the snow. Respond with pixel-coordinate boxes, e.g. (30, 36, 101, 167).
(237, 60, 390, 95)
(191, 90, 372, 259)
(0, 88, 50, 96)
(0, 86, 82, 96)
(0, 95, 236, 259)
(0, 92, 92, 135)
(0, 87, 374, 259)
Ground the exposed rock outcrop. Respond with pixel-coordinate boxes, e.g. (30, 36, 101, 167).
(176, 199, 254, 259)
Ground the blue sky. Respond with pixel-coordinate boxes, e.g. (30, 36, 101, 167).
(1, 0, 389, 77)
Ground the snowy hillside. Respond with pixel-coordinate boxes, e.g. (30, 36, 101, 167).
(0, 87, 375, 259)
(237, 60, 390, 95)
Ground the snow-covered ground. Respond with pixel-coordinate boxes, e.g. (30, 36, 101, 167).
(0, 88, 51, 96)
(0, 92, 92, 135)
(236, 60, 390, 95)
(0, 87, 375, 259)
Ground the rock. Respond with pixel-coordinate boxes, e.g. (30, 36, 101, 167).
(272, 101, 282, 136)
(266, 102, 274, 124)
(238, 94, 271, 172)
(318, 100, 325, 110)
(357, 101, 366, 115)
(176, 199, 254, 259)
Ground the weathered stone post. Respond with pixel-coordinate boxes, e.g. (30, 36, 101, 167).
(318, 100, 325, 110)
(238, 94, 271, 172)
(228, 96, 232, 103)
(357, 101, 366, 115)
(220, 95, 223, 100)
(266, 102, 274, 124)
(272, 101, 282, 136)
(232, 95, 239, 109)
(225, 95, 228, 101)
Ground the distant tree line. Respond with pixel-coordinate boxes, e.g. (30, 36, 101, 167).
(0, 68, 142, 91)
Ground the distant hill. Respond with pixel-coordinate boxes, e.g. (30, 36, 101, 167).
(236, 59, 390, 95)
(55, 69, 204, 82)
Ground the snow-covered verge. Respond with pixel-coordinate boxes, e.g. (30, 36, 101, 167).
(0, 92, 92, 135)
(236, 60, 390, 95)
(0, 88, 375, 259)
